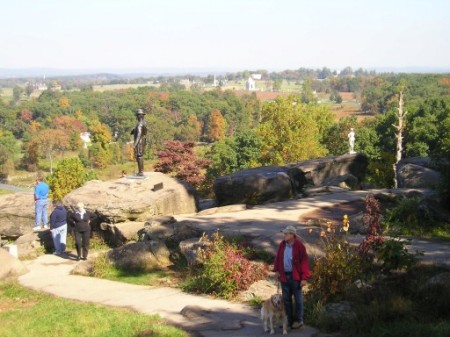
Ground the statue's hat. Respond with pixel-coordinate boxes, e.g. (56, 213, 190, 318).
(136, 109, 146, 115)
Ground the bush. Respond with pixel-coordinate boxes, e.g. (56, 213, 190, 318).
(181, 231, 268, 299)
(374, 238, 419, 273)
(311, 237, 368, 302)
(365, 152, 395, 188)
(47, 157, 96, 200)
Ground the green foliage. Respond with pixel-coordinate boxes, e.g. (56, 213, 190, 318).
(88, 142, 112, 169)
(329, 91, 343, 103)
(0, 144, 14, 178)
(257, 96, 332, 165)
(323, 116, 358, 155)
(374, 238, 419, 273)
(311, 237, 368, 302)
(181, 231, 268, 299)
(405, 99, 450, 157)
(247, 294, 264, 307)
(46, 157, 95, 200)
(383, 197, 439, 237)
(206, 130, 262, 179)
(365, 152, 396, 188)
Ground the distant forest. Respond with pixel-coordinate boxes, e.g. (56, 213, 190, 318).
(0, 68, 449, 202)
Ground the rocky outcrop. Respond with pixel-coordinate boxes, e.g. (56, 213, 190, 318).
(100, 221, 146, 247)
(15, 231, 53, 257)
(397, 158, 441, 189)
(107, 240, 172, 271)
(214, 153, 368, 205)
(138, 218, 202, 242)
(213, 166, 294, 206)
(287, 153, 368, 187)
(0, 193, 51, 239)
(63, 172, 198, 224)
(0, 249, 28, 280)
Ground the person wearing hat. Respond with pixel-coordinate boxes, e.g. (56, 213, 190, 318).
(130, 108, 147, 176)
(273, 225, 311, 329)
(69, 202, 92, 261)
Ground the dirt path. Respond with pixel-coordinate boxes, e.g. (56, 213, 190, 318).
(18, 189, 450, 336)
(19, 254, 318, 337)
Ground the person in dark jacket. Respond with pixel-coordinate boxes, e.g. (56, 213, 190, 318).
(70, 202, 91, 261)
(49, 200, 67, 255)
(273, 225, 311, 329)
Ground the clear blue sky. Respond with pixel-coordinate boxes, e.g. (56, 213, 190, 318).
(1, 0, 449, 71)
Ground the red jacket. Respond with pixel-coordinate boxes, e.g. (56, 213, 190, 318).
(274, 237, 311, 283)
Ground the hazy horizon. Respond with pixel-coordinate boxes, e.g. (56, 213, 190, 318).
(1, 0, 449, 72)
(1, 65, 450, 80)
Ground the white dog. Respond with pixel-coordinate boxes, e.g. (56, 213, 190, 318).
(260, 293, 288, 335)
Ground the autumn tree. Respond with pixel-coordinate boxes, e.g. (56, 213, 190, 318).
(154, 141, 211, 187)
(257, 96, 331, 165)
(33, 129, 70, 174)
(205, 109, 226, 142)
(175, 114, 202, 142)
(53, 115, 87, 150)
(58, 97, 71, 108)
(89, 121, 112, 148)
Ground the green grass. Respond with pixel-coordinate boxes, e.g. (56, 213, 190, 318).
(0, 189, 12, 195)
(0, 282, 188, 337)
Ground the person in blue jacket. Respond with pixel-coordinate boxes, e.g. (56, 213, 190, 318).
(49, 200, 67, 255)
(34, 176, 49, 231)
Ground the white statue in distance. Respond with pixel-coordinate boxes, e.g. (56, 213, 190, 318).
(348, 128, 356, 154)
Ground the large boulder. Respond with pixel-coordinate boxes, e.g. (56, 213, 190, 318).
(63, 172, 198, 224)
(213, 154, 368, 205)
(100, 221, 146, 247)
(0, 249, 28, 280)
(15, 231, 53, 257)
(0, 192, 51, 239)
(138, 218, 202, 242)
(397, 160, 441, 189)
(214, 166, 295, 206)
(287, 153, 368, 187)
(107, 240, 172, 271)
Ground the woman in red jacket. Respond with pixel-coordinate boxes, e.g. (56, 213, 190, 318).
(273, 225, 311, 329)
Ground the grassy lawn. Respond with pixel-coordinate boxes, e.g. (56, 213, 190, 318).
(0, 282, 189, 337)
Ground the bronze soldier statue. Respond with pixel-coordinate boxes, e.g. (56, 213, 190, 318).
(131, 109, 147, 176)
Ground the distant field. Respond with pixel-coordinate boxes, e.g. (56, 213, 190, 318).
(93, 83, 159, 92)
(0, 87, 13, 103)
(221, 79, 301, 92)
(317, 91, 371, 122)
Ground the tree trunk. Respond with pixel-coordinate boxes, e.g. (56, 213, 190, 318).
(393, 92, 407, 188)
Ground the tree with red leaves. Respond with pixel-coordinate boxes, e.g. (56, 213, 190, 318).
(359, 193, 384, 258)
(154, 141, 211, 187)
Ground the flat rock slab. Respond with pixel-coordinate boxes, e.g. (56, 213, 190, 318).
(64, 172, 198, 223)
